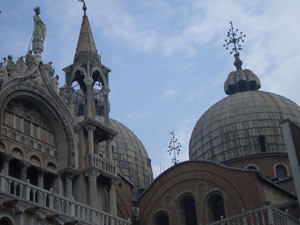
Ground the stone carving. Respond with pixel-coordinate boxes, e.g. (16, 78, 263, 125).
(45, 61, 55, 77)
(6, 55, 17, 78)
(0, 62, 7, 80)
(25, 50, 36, 72)
(51, 75, 59, 90)
(59, 85, 74, 104)
(16, 56, 26, 76)
(33, 7, 46, 45)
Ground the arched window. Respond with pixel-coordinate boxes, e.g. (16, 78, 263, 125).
(153, 213, 169, 225)
(179, 195, 197, 225)
(257, 135, 267, 152)
(0, 217, 14, 225)
(207, 193, 226, 222)
(9, 159, 22, 179)
(276, 165, 287, 178)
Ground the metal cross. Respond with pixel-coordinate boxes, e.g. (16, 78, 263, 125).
(223, 21, 246, 54)
(167, 131, 181, 165)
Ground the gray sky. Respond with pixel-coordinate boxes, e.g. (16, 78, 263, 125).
(1, 0, 300, 177)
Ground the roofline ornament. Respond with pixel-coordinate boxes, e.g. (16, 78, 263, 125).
(78, 0, 87, 16)
(223, 21, 246, 70)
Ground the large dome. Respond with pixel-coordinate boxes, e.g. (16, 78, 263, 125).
(108, 119, 153, 190)
(189, 90, 300, 162)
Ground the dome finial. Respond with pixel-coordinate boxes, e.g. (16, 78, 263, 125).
(78, 0, 87, 16)
(223, 21, 246, 70)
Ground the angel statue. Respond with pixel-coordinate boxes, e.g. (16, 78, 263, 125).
(33, 7, 46, 44)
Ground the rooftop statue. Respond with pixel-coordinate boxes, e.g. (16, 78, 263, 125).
(33, 7, 46, 45)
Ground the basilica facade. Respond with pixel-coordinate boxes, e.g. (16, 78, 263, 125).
(0, 4, 299, 225)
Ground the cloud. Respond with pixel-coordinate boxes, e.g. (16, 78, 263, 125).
(161, 89, 176, 101)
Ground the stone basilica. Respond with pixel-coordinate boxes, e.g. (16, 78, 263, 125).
(0, 3, 299, 225)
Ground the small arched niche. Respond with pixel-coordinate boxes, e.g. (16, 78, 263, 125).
(152, 211, 169, 225)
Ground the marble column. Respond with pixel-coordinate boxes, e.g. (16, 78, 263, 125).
(106, 136, 113, 162)
(65, 172, 73, 199)
(102, 88, 110, 125)
(57, 174, 64, 196)
(86, 171, 99, 208)
(85, 125, 96, 166)
(38, 169, 45, 188)
(20, 162, 29, 181)
(2, 155, 12, 175)
(109, 179, 118, 216)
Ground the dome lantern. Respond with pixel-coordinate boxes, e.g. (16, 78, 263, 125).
(223, 22, 261, 95)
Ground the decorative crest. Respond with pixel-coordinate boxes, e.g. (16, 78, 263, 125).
(223, 21, 246, 55)
(78, 0, 87, 16)
(167, 131, 181, 165)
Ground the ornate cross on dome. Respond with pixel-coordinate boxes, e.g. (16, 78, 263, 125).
(223, 21, 246, 55)
(168, 131, 181, 165)
(78, 0, 87, 16)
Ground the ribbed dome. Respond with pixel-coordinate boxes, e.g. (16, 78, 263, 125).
(100, 119, 153, 190)
(189, 90, 300, 162)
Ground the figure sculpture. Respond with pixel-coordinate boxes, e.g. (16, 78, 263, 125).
(16, 56, 26, 76)
(0, 62, 7, 80)
(45, 61, 55, 77)
(25, 50, 36, 72)
(33, 7, 46, 45)
(6, 55, 17, 78)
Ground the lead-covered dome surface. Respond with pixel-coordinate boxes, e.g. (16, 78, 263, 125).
(101, 118, 153, 190)
(189, 90, 300, 162)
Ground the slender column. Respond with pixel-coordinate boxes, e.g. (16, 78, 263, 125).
(84, 74, 95, 119)
(20, 162, 30, 181)
(107, 136, 113, 162)
(109, 179, 118, 216)
(86, 171, 99, 208)
(65, 172, 73, 199)
(3, 155, 12, 176)
(38, 169, 46, 188)
(102, 88, 110, 125)
(57, 174, 64, 195)
(85, 125, 96, 165)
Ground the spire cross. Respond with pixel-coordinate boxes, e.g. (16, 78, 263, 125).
(167, 131, 181, 165)
(223, 21, 246, 55)
(78, 0, 87, 16)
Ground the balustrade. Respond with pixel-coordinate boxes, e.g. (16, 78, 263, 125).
(207, 205, 300, 225)
(87, 154, 117, 176)
(0, 173, 130, 225)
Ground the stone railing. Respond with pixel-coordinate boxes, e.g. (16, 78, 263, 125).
(86, 154, 117, 176)
(0, 173, 130, 225)
(207, 204, 300, 225)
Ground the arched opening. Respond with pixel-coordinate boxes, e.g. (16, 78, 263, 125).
(0, 217, 14, 225)
(179, 195, 197, 225)
(153, 212, 169, 225)
(276, 164, 287, 178)
(8, 159, 22, 179)
(44, 172, 56, 191)
(246, 166, 258, 170)
(257, 135, 267, 152)
(27, 166, 39, 186)
(207, 193, 226, 222)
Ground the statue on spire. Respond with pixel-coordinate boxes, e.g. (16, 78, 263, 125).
(223, 22, 246, 70)
(32, 7, 46, 59)
(33, 7, 46, 45)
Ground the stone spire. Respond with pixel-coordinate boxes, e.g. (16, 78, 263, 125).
(74, 3, 100, 64)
